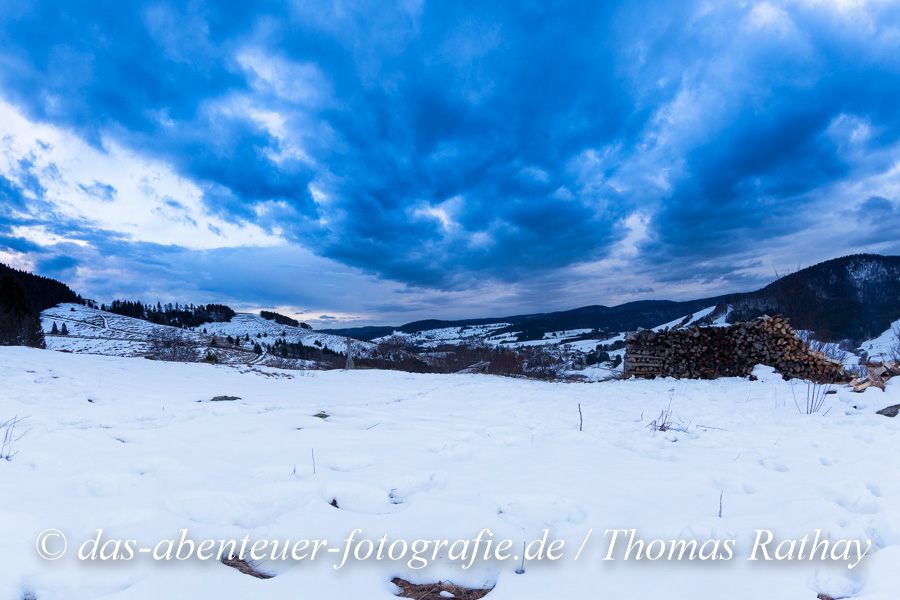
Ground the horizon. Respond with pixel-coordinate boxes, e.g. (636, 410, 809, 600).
(3, 2, 900, 327)
(7, 250, 896, 330)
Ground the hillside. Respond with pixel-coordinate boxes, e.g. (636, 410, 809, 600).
(323, 297, 732, 341)
(722, 254, 900, 343)
(41, 304, 374, 368)
(327, 254, 900, 345)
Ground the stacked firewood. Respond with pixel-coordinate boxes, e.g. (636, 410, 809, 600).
(625, 315, 850, 383)
(850, 360, 900, 392)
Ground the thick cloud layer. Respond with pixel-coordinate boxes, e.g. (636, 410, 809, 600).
(1, 1, 900, 322)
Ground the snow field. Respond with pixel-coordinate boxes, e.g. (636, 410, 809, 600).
(1, 347, 899, 599)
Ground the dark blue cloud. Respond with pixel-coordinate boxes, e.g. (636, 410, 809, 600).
(629, 1, 900, 265)
(2, 0, 900, 316)
(0, 175, 28, 211)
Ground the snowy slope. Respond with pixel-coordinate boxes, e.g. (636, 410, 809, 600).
(374, 324, 512, 349)
(39, 304, 346, 368)
(41, 303, 204, 357)
(197, 313, 375, 355)
(653, 306, 719, 331)
(378, 307, 727, 352)
(858, 319, 900, 362)
(2, 348, 898, 600)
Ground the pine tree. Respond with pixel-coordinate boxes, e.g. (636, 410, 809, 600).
(253, 342, 262, 355)
(51, 322, 59, 334)
(61, 323, 69, 335)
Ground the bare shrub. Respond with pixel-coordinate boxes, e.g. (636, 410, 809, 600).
(646, 400, 691, 432)
(374, 334, 413, 367)
(797, 330, 850, 363)
(891, 324, 900, 362)
(1, 415, 28, 461)
(792, 379, 833, 415)
(148, 330, 196, 362)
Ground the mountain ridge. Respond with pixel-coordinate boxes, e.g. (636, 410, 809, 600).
(324, 254, 900, 343)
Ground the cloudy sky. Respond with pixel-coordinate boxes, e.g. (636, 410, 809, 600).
(1, 0, 899, 326)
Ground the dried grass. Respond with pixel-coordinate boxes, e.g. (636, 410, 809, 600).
(391, 577, 493, 600)
(220, 556, 273, 579)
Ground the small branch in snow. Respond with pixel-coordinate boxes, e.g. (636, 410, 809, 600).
(516, 541, 526, 574)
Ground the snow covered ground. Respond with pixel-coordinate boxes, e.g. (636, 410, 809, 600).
(2, 347, 899, 599)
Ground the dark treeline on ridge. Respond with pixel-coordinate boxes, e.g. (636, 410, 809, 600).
(104, 300, 236, 328)
(260, 310, 311, 329)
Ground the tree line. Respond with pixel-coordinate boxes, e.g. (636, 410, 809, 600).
(104, 300, 236, 328)
(0, 263, 81, 348)
(260, 310, 311, 329)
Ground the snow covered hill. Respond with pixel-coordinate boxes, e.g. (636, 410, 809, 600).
(39, 304, 373, 368)
(190, 312, 375, 356)
(2, 347, 899, 599)
(41, 303, 205, 357)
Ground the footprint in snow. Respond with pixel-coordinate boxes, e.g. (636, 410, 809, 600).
(831, 490, 879, 515)
(323, 482, 397, 515)
(758, 459, 789, 472)
(818, 456, 835, 467)
(323, 455, 376, 472)
(496, 495, 586, 527)
(426, 441, 475, 461)
(387, 473, 447, 504)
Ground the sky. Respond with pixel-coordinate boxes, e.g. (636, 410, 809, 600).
(1, 0, 900, 327)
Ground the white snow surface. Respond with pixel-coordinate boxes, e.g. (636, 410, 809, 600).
(2, 347, 899, 599)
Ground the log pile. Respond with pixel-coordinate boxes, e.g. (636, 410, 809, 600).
(850, 360, 900, 392)
(625, 315, 850, 383)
